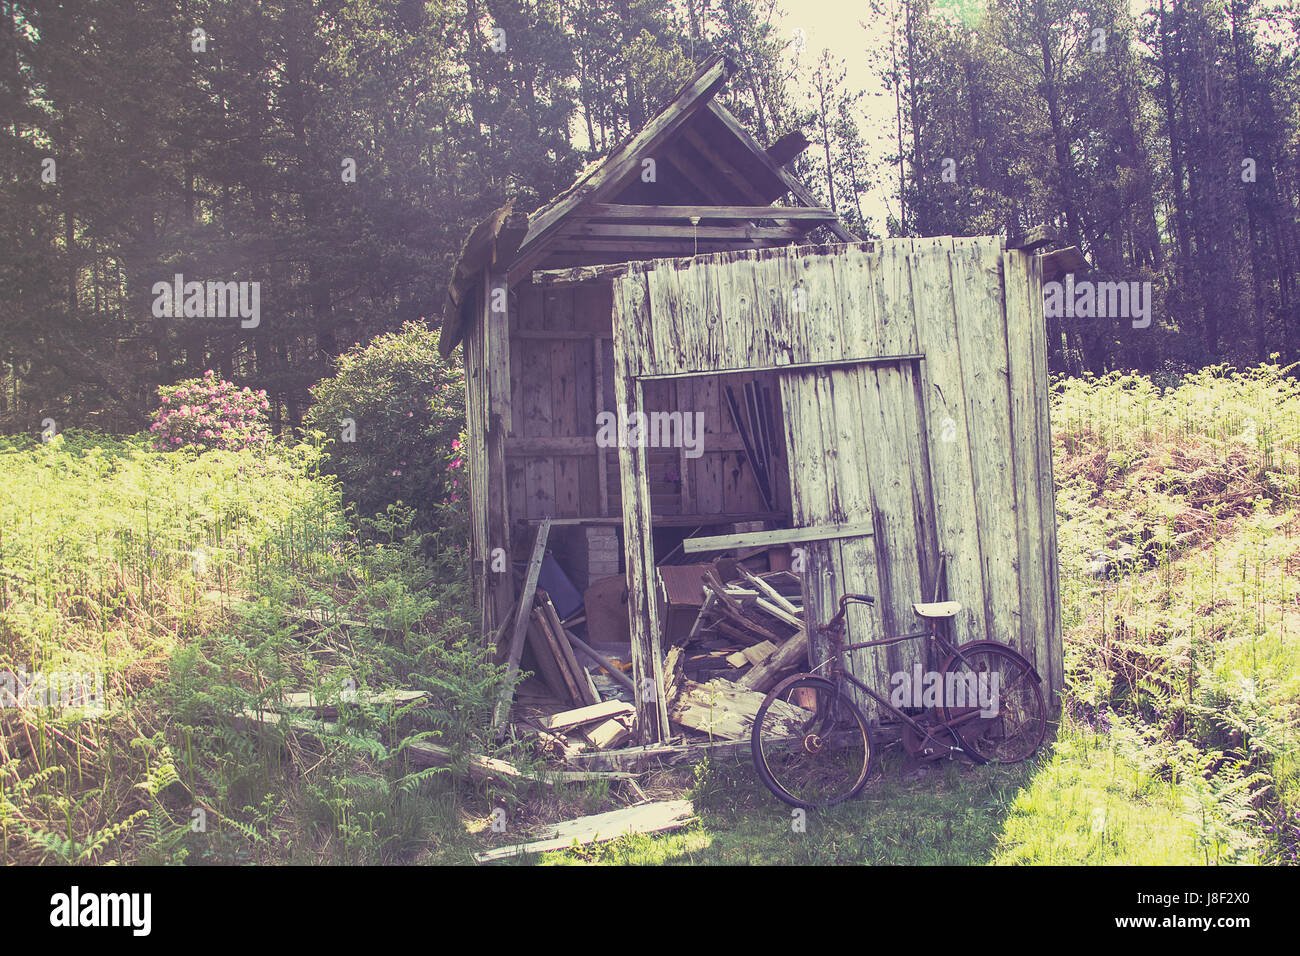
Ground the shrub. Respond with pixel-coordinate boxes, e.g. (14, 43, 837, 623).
(149, 370, 270, 452)
(304, 322, 465, 533)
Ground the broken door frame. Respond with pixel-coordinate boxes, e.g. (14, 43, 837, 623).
(615, 351, 934, 742)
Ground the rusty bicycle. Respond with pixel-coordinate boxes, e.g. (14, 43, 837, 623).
(750, 559, 1047, 809)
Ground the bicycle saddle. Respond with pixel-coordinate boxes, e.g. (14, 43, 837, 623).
(912, 601, 961, 619)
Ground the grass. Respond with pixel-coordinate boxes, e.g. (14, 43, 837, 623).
(3, 362, 1300, 866)
(527, 363, 1300, 866)
(0, 430, 515, 865)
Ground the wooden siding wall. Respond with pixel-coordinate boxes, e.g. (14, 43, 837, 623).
(503, 282, 782, 525)
(612, 237, 1062, 731)
(506, 284, 614, 522)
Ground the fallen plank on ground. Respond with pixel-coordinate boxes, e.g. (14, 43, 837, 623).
(404, 740, 634, 786)
(474, 799, 697, 863)
(280, 688, 430, 717)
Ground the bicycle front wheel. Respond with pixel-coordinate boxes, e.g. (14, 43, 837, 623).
(751, 675, 874, 809)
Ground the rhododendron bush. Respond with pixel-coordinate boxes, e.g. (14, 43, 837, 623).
(304, 322, 465, 534)
(149, 370, 271, 452)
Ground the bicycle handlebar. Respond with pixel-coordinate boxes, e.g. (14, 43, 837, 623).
(819, 593, 875, 634)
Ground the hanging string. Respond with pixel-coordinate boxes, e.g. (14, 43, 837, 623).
(690, 216, 700, 257)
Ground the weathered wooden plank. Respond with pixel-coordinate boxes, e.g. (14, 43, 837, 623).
(1003, 249, 1049, 685)
(911, 240, 985, 646)
(855, 247, 926, 679)
(561, 222, 803, 241)
(612, 272, 670, 742)
(492, 518, 551, 735)
(817, 368, 892, 710)
(950, 238, 1023, 657)
(541, 594, 599, 707)
(525, 457, 556, 518)
(474, 800, 695, 863)
(526, 610, 577, 702)
(542, 700, 634, 733)
(634, 353, 925, 380)
(405, 739, 634, 788)
(576, 203, 838, 221)
(693, 375, 723, 513)
(668, 678, 807, 739)
(737, 628, 809, 692)
(1024, 251, 1063, 699)
(585, 716, 633, 750)
(681, 521, 875, 554)
(778, 368, 847, 688)
(533, 262, 637, 287)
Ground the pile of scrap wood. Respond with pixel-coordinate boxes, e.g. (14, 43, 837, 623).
(532, 699, 637, 758)
(668, 560, 807, 694)
(654, 557, 811, 744)
(493, 518, 637, 745)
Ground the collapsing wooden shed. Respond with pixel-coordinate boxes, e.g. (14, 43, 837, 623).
(441, 56, 1063, 744)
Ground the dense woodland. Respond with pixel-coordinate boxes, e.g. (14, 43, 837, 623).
(2, 0, 1299, 432)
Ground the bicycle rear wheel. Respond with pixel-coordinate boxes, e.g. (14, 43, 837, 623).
(939, 642, 1046, 763)
(751, 675, 874, 809)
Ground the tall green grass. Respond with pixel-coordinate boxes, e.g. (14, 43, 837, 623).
(0, 431, 506, 865)
(1052, 363, 1300, 864)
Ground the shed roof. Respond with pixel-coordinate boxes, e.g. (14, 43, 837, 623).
(439, 55, 851, 357)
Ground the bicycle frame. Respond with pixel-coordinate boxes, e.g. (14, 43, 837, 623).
(815, 601, 989, 762)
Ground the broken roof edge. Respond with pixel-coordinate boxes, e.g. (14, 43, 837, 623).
(438, 198, 528, 358)
(440, 52, 847, 355)
(514, 54, 737, 257)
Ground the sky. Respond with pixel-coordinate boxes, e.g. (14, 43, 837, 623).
(775, 0, 900, 232)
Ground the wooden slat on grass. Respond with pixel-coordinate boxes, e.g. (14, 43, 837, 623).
(474, 799, 697, 863)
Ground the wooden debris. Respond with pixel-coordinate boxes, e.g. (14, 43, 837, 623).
(543, 700, 635, 733)
(493, 518, 551, 735)
(566, 736, 754, 772)
(525, 610, 576, 701)
(737, 628, 809, 693)
(566, 630, 637, 696)
(405, 740, 634, 787)
(584, 716, 633, 750)
(474, 799, 696, 863)
(540, 592, 600, 706)
(663, 645, 685, 705)
(682, 521, 876, 555)
(234, 708, 387, 757)
(279, 688, 430, 718)
(741, 640, 778, 666)
(738, 568, 801, 616)
(668, 678, 806, 740)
